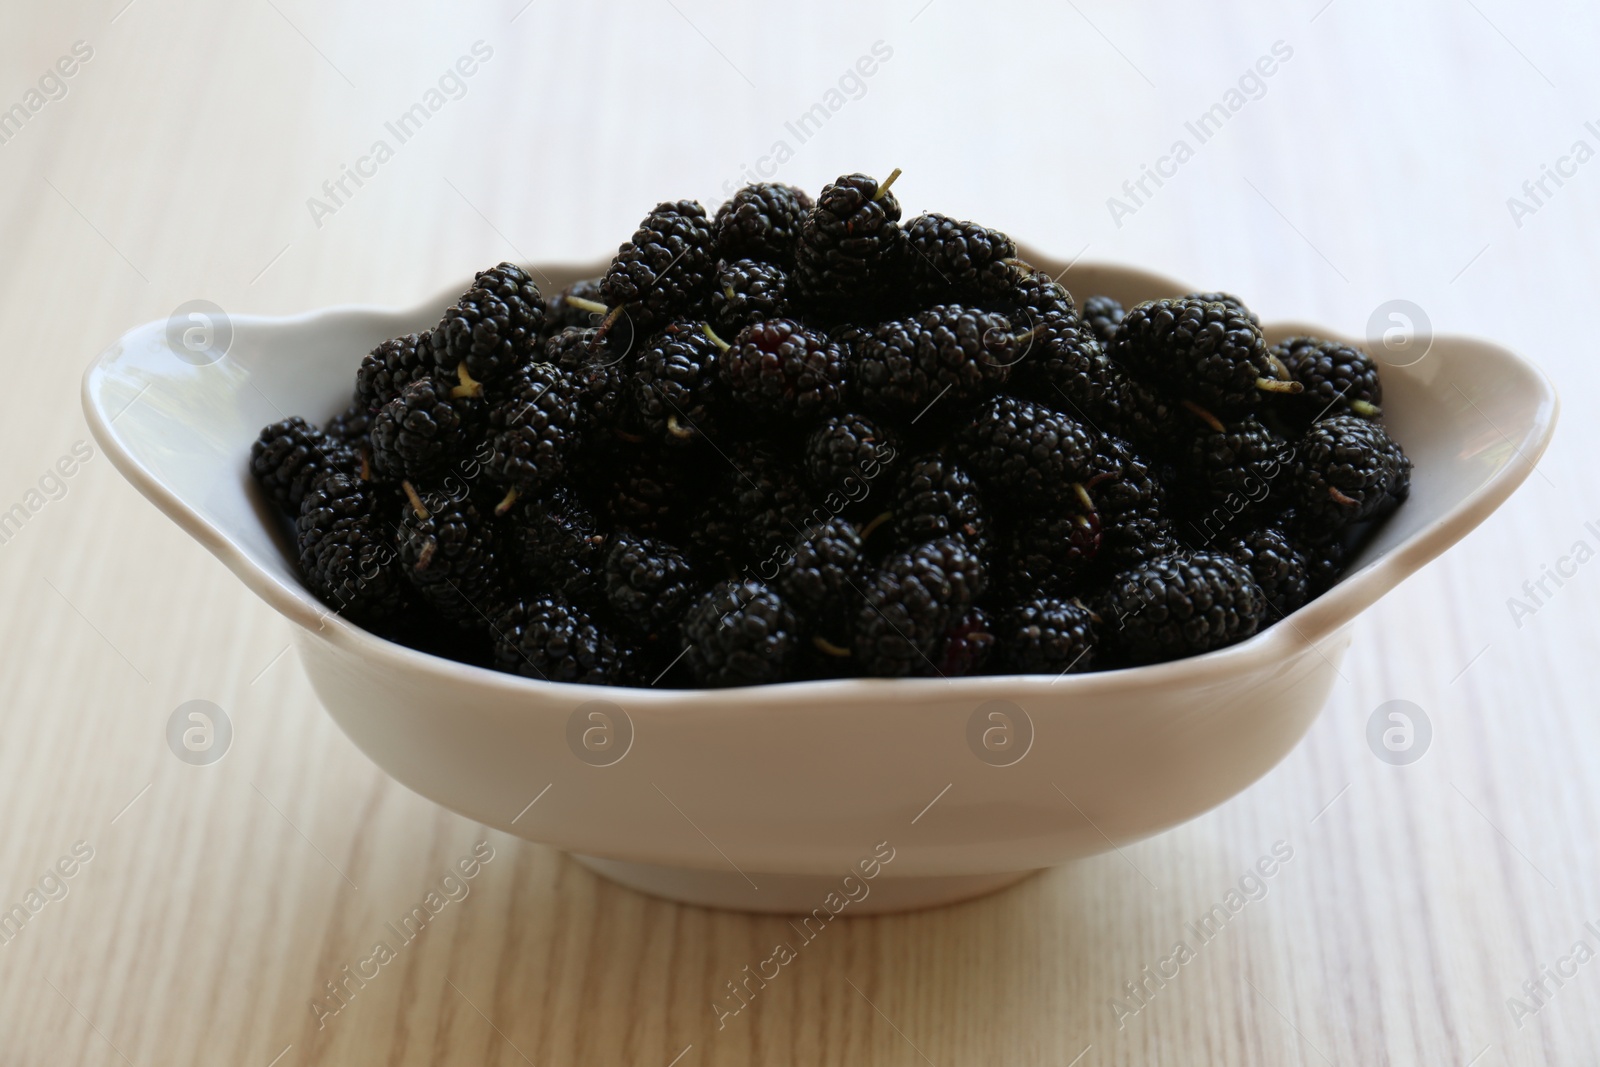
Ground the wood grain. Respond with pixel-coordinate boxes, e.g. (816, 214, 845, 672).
(0, 1, 1595, 1063)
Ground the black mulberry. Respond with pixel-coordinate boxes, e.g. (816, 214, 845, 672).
(601, 200, 715, 333)
(682, 579, 799, 687)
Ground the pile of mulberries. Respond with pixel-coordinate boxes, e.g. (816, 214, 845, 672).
(252, 172, 1412, 688)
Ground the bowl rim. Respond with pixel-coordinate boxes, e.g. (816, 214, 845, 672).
(81, 256, 1561, 710)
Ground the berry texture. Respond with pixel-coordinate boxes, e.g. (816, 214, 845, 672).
(1001, 272, 1148, 442)
(326, 399, 372, 446)
(1274, 336, 1383, 424)
(957, 395, 1095, 508)
(997, 496, 1102, 591)
(709, 258, 791, 337)
(601, 200, 715, 333)
(492, 597, 631, 685)
(296, 471, 406, 625)
(719, 318, 848, 421)
(632, 319, 724, 446)
(1186, 291, 1260, 327)
(937, 606, 996, 677)
(357, 333, 435, 411)
(605, 533, 698, 636)
(485, 362, 581, 494)
(714, 183, 813, 266)
(889, 453, 988, 548)
(1103, 551, 1265, 664)
(1112, 297, 1281, 415)
(502, 486, 608, 604)
(803, 413, 900, 505)
(855, 304, 1016, 417)
(794, 172, 903, 306)
(370, 377, 476, 482)
(773, 516, 864, 638)
(996, 597, 1098, 675)
(903, 213, 1018, 301)
(433, 263, 544, 385)
(1088, 436, 1177, 568)
(1227, 525, 1309, 616)
(683, 579, 799, 687)
(1298, 527, 1349, 595)
(1081, 295, 1124, 346)
(854, 537, 985, 677)
(1177, 414, 1292, 514)
(264, 173, 1412, 688)
(252, 417, 353, 515)
(1292, 415, 1411, 533)
(544, 326, 629, 432)
(395, 488, 499, 625)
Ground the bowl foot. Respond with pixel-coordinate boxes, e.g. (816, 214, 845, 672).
(570, 854, 1039, 914)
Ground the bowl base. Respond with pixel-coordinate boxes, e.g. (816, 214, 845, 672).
(570, 854, 1039, 914)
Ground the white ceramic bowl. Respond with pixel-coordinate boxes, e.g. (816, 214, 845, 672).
(82, 254, 1558, 913)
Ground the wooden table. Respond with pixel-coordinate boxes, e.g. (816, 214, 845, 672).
(1, 1, 1594, 1063)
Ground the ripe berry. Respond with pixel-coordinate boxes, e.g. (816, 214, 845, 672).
(395, 485, 499, 625)
(903, 212, 1018, 301)
(682, 579, 799, 687)
(370, 377, 478, 482)
(296, 471, 407, 625)
(1292, 415, 1411, 534)
(492, 597, 632, 685)
(794, 171, 904, 306)
(1273, 336, 1383, 425)
(631, 319, 724, 446)
(1113, 297, 1293, 415)
(252, 416, 354, 515)
(709, 258, 792, 338)
(996, 597, 1098, 675)
(855, 304, 1017, 417)
(1226, 525, 1309, 616)
(854, 537, 985, 677)
(605, 533, 698, 636)
(1081, 295, 1124, 346)
(601, 200, 715, 333)
(956, 395, 1095, 508)
(718, 318, 848, 421)
(432, 263, 544, 386)
(357, 332, 435, 411)
(714, 183, 813, 266)
(484, 362, 581, 496)
(1102, 551, 1265, 664)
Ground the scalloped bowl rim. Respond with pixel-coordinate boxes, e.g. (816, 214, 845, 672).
(81, 254, 1560, 711)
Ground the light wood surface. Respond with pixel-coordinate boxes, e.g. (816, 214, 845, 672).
(1, 1, 1596, 1063)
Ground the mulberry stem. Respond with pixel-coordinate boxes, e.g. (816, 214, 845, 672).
(415, 539, 437, 571)
(858, 510, 894, 542)
(565, 295, 608, 315)
(401, 481, 429, 520)
(1255, 377, 1303, 395)
(1328, 486, 1358, 507)
(812, 636, 852, 658)
(1181, 400, 1225, 433)
(594, 305, 625, 342)
(700, 323, 730, 353)
(451, 361, 484, 399)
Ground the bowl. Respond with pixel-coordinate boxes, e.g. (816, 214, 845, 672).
(82, 252, 1558, 913)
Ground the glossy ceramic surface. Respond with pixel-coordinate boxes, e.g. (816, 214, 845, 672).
(82, 254, 1558, 912)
